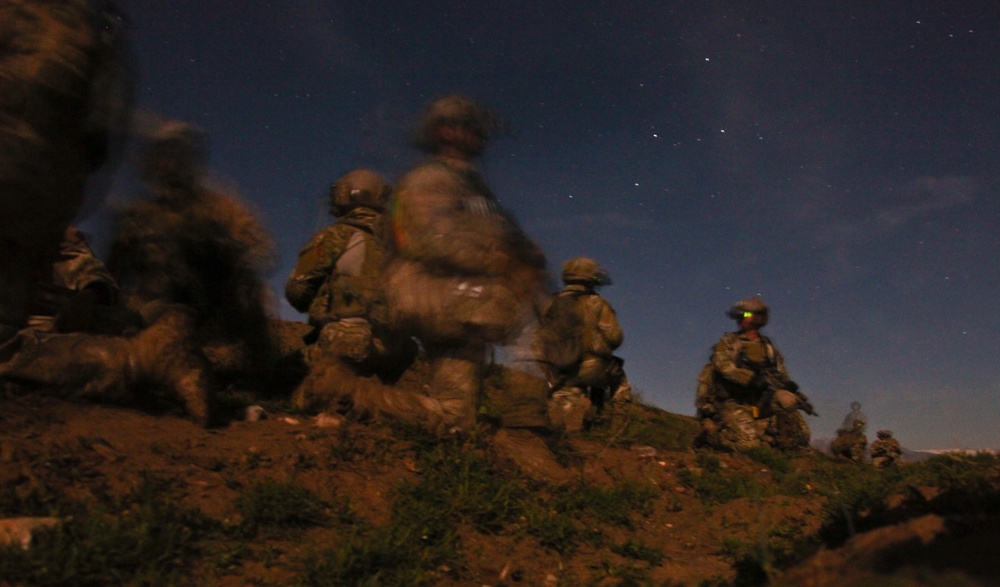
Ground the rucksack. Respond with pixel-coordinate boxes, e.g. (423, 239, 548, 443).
(537, 291, 586, 371)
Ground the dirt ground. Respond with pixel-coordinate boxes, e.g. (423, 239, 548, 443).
(1, 348, 998, 585)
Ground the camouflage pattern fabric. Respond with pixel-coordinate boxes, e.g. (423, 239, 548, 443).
(286, 207, 388, 327)
(870, 437, 902, 469)
(830, 429, 868, 462)
(696, 331, 809, 451)
(387, 160, 548, 347)
(385, 158, 550, 433)
(0, 0, 131, 333)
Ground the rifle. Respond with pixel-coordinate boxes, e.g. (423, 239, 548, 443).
(754, 369, 818, 417)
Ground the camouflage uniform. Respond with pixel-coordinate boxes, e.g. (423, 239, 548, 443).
(385, 96, 551, 435)
(537, 257, 632, 432)
(838, 401, 868, 436)
(829, 419, 867, 462)
(0, 0, 131, 343)
(695, 297, 811, 451)
(25, 226, 122, 334)
(286, 170, 417, 412)
(870, 430, 902, 469)
(0, 228, 213, 426)
(110, 121, 276, 380)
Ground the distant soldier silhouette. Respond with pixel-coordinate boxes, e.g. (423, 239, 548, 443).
(838, 401, 868, 436)
(829, 418, 867, 462)
(110, 120, 277, 385)
(286, 169, 417, 411)
(695, 296, 815, 451)
(537, 257, 632, 432)
(0, 0, 132, 352)
(870, 429, 902, 469)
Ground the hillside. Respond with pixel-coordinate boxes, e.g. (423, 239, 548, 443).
(1, 348, 999, 586)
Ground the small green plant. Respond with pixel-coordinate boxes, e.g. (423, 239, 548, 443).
(235, 479, 327, 536)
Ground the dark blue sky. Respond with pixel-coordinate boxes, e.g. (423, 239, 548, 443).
(82, 1, 1000, 450)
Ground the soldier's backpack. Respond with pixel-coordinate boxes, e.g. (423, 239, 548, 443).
(328, 224, 388, 324)
(536, 291, 586, 372)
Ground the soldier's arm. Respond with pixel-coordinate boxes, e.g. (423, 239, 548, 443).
(285, 227, 348, 312)
(711, 336, 755, 387)
(590, 296, 624, 350)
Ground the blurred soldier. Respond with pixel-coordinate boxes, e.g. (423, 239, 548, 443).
(829, 418, 867, 462)
(838, 401, 868, 436)
(381, 94, 568, 483)
(537, 257, 632, 433)
(110, 120, 277, 384)
(694, 296, 815, 451)
(0, 0, 132, 350)
(0, 229, 214, 426)
(286, 169, 417, 411)
(870, 429, 902, 469)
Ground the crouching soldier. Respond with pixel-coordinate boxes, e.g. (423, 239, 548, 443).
(536, 257, 632, 433)
(829, 418, 867, 462)
(870, 429, 902, 469)
(286, 169, 417, 412)
(694, 296, 815, 451)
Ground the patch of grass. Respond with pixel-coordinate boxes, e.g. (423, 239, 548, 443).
(678, 452, 767, 506)
(299, 436, 523, 585)
(586, 401, 699, 451)
(611, 538, 666, 565)
(743, 446, 793, 480)
(235, 479, 327, 537)
(0, 478, 215, 586)
(558, 482, 660, 529)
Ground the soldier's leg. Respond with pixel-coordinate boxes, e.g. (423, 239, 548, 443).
(426, 344, 483, 434)
(0, 306, 214, 426)
(718, 401, 768, 451)
(548, 386, 590, 434)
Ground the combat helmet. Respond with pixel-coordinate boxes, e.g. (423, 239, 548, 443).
(726, 296, 769, 326)
(330, 169, 391, 214)
(562, 257, 612, 286)
(411, 94, 506, 153)
(876, 430, 893, 440)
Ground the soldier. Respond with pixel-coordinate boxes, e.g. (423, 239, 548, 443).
(537, 257, 632, 433)
(25, 226, 129, 335)
(0, 230, 214, 426)
(870, 429, 902, 469)
(383, 94, 569, 484)
(0, 0, 132, 351)
(286, 169, 417, 411)
(829, 418, 867, 462)
(110, 120, 277, 384)
(838, 401, 868, 436)
(694, 296, 815, 451)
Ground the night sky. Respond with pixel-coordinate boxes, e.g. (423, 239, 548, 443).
(80, 1, 1000, 450)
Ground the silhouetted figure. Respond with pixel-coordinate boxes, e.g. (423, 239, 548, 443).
(110, 120, 277, 385)
(537, 257, 632, 432)
(695, 296, 815, 451)
(287, 169, 417, 411)
(870, 430, 902, 469)
(0, 0, 132, 350)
